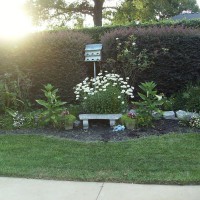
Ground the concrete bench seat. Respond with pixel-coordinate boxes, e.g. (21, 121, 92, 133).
(79, 114, 122, 129)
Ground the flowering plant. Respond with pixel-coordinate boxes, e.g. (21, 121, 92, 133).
(74, 72, 134, 114)
(189, 116, 200, 129)
(127, 111, 136, 119)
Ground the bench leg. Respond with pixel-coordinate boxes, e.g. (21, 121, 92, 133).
(109, 120, 116, 127)
(83, 120, 89, 129)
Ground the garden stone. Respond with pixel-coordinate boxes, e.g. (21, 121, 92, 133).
(176, 110, 193, 121)
(152, 111, 162, 119)
(186, 112, 200, 118)
(163, 111, 176, 120)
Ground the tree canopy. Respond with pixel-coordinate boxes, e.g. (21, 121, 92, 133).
(24, 0, 199, 28)
(112, 0, 199, 24)
(24, 0, 119, 27)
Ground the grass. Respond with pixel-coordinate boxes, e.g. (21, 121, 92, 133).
(0, 133, 199, 184)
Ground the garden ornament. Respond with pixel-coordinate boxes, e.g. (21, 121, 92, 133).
(113, 125, 125, 132)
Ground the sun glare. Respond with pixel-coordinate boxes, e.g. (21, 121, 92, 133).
(0, 0, 34, 39)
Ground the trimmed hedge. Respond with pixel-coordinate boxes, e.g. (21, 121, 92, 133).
(0, 22, 200, 104)
(101, 26, 200, 96)
(0, 31, 92, 103)
(78, 19, 200, 42)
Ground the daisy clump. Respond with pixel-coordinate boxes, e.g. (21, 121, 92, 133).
(74, 72, 134, 114)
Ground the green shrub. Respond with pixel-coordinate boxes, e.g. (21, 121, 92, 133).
(133, 81, 164, 127)
(0, 114, 13, 129)
(36, 84, 67, 128)
(79, 19, 200, 42)
(0, 69, 31, 113)
(173, 82, 200, 112)
(101, 26, 200, 96)
(74, 72, 134, 114)
(120, 113, 137, 129)
(0, 30, 92, 103)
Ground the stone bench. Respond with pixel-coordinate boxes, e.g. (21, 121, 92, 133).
(79, 114, 122, 129)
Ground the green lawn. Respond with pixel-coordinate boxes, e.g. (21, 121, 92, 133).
(0, 133, 199, 184)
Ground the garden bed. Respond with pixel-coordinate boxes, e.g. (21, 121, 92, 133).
(0, 119, 199, 142)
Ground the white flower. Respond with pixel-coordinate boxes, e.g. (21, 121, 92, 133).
(84, 97, 87, 100)
(121, 101, 125, 104)
(121, 85, 127, 89)
(131, 95, 134, 98)
(121, 90, 125, 93)
(116, 38, 119, 40)
(155, 95, 162, 101)
(118, 96, 121, 99)
(132, 42, 136, 46)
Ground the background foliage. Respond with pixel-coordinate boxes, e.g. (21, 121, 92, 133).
(0, 30, 92, 104)
(101, 26, 200, 96)
(0, 21, 200, 104)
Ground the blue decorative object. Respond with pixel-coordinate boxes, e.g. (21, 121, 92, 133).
(113, 125, 125, 132)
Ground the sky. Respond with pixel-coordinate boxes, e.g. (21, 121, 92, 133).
(0, 0, 200, 39)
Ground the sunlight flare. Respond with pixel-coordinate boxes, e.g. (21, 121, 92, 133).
(0, 0, 34, 39)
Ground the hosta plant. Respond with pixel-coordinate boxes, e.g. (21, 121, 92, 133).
(74, 72, 134, 114)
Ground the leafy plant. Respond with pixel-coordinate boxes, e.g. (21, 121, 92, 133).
(0, 68, 32, 113)
(104, 35, 153, 86)
(173, 82, 200, 112)
(74, 72, 134, 114)
(121, 113, 137, 129)
(0, 113, 13, 130)
(133, 81, 164, 127)
(36, 84, 67, 128)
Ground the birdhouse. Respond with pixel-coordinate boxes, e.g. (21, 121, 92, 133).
(85, 44, 102, 62)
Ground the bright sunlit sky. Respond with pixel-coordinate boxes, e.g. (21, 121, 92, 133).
(0, 0, 200, 39)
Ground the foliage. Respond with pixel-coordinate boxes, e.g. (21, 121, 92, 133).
(161, 96, 174, 111)
(0, 114, 13, 130)
(120, 113, 137, 129)
(112, 0, 199, 24)
(189, 116, 200, 129)
(101, 26, 200, 96)
(80, 19, 200, 42)
(74, 72, 134, 114)
(0, 30, 92, 103)
(104, 34, 153, 86)
(1, 24, 200, 102)
(67, 104, 82, 118)
(64, 114, 76, 125)
(133, 81, 164, 127)
(24, 0, 114, 27)
(0, 69, 31, 113)
(172, 82, 200, 112)
(36, 84, 67, 128)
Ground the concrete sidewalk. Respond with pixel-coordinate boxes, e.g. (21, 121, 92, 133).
(0, 177, 199, 200)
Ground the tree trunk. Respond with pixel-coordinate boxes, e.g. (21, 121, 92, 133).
(93, 0, 104, 26)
